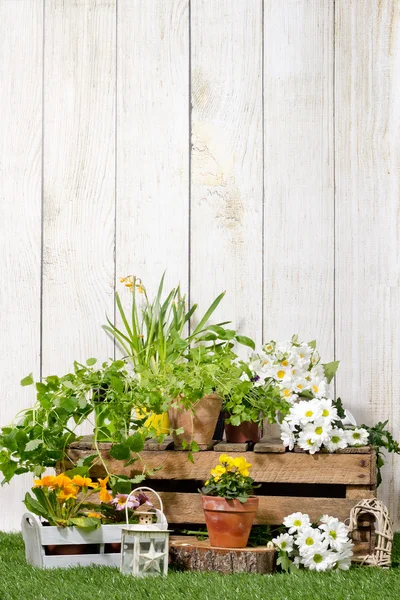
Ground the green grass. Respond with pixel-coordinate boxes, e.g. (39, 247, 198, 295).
(0, 532, 399, 600)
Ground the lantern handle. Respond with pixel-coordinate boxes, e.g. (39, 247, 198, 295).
(124, 486, 164, 526)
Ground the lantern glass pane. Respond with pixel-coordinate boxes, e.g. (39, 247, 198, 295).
(121, 537, 135, 575)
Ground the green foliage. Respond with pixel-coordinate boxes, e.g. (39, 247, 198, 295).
(104, 272, 255, 371)
(361, 420, 400, 486)
(322, 361, 340, 384)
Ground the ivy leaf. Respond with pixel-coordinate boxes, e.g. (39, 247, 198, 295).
(86, 358, 97, 367)
(276, 551, 291, 572)
(109, 443, 130, 461)
(235, 335, 256, 350)
(323, 360, 340, 383)
(20, 373, 34, 387)
(25, 439, 43, 453)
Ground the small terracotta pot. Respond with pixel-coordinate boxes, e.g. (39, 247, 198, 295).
(201, 495, 259, 548)
(45, 544, 85, 556)
(168, 394, 222, 446)
(224, 417, 261, 443)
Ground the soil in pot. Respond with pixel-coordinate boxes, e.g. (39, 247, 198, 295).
(201, 495, 259, 548)
(45, 543, 99, 556)
(224, 417, 261, 443)
(168, 394, 222, 446)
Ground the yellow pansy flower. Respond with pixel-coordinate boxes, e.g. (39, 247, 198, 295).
(210, 464, 226, 481)
(33, 475, 57, 488)
(219, 454, 234, 469)
(233, 457, 252, 476)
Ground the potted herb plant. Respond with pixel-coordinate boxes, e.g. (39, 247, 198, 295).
(200, 454, 258, 548)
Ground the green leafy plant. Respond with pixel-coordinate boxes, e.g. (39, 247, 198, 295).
(360, 420, 400, 486)
(0, 359, 149, 490)
(200, 454, 257, 502)
(103, 273, 255, 372)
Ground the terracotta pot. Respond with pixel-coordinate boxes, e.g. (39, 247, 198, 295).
(201, 495, 259, 548)
(168, 394, 222, 446)
(45, 544, 86, 556)
(224, 417, 261, 443)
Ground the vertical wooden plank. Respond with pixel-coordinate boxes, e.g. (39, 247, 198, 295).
(117, 0, 189, 297)
(0, 0, 42, 530)
(43, 0, 116, 373)
(335, 0, 400, 528)
(190, 0, 263, 349)
(263, 1, 334, 359)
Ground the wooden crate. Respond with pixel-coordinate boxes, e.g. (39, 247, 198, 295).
(66, 437, 377, 530)
(21, 512, 123, 569)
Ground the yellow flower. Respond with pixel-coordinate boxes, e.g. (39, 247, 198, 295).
(98, 476, 113, 503)
(34, 475, 57, 488)
(87, 512, 102, 519)
(120, 277, 127, 283)
(53, 474, 73, 489)
(136, 283, 145, 294)
(210, 465, 226, 481)
(71, 475, 96, 488)
(205, 480, 210, 486)
(219, 454, 234, 469)
(233, 457, 252, 476)
(57, 488, 77, 502)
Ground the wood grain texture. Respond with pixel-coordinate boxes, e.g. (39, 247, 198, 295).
(66, 447, 375, 485)
(116, 0, 189, 300)
(335, 0, 400, 529)
(151, 493, 369, 526)
(0, 0, 43, 531)
(263, 1, 334, 359)
(42, 0, 116, 374)
(190, 0, 263, 350)
(170, 537, 276, 573)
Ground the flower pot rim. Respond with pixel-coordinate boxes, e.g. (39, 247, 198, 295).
(201, 495, 259, 512)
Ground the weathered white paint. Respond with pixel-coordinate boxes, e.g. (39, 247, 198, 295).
(42, 0, 116, 373)
(335, 0, 400, 529)
(263, 0, 334, 361)
(116, 0, 189, 307)
(0, 0, 399, 530)
(0, 0, 43, 533)
(191, 0, 263, 350)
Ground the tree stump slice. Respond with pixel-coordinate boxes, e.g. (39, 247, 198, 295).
(169, 536, 275, 574)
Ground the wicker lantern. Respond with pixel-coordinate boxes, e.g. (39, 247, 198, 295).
(348, 498, 393, 567)
(120, 487, 170, 577)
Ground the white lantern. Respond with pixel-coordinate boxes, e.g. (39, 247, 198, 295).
(120, 487, 170, 577)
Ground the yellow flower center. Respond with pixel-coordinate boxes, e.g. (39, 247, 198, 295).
(277, 370, 285, 379)
(306, 537, 314, 546)
(330, 531, 337, 539)
(322, 409, 329, 417)
(315, 427, 323, 435)
(305, 410, 313, 417)
(294, 519, 302, 527)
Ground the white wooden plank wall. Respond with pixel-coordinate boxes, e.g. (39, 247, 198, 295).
(335, 0, 400, 529)
(0, 0, 43, 533)
(0, 0, 399, 530)
(191, 0, 263, 350)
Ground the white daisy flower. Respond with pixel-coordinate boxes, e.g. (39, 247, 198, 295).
(301, 544, 335, 572)
(263, 341, 276, 354)
(297, 430, 322, 454)
(309, 379, 329, 399)
(318, 398, 339, 422)
(283, 512, 311, 534)
(296, 526, 324, 554)
(292, 378, 310, 394)
(334, 555, 352, 570)
(280, 420, 295, 451)
(319, 520, 350, 551)
(319, 514, 338, 526)
(331, 539, 354, 570)
(272, 533, 294, 554)
(273, 364, 291, 382)
(326, 428, 348, 452)
(290, 399, 323, 426)
(302, 418, 332, 445)
(346, 427, 369, 446)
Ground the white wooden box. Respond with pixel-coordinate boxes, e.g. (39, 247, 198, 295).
(21, 512, 124, 569)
